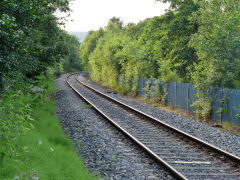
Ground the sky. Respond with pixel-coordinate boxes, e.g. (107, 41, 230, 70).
(59, 0, 170, 32)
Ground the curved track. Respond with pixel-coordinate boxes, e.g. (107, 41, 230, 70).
(66, 73, 240, 180)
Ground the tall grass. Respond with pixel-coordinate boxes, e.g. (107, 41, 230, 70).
(0, 72, 97, 179)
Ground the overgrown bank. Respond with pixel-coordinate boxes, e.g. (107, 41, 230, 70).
(0, 74, 97, 179)
(0, 0, 90, 178)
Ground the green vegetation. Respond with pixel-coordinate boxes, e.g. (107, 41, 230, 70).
(191, 90, 212, 120)
(236, 105, 240, 120)
(189, 0, 240, 89)
(1, 0, 240, 177)
(80, 0, 240, 120)
(79, 104, 93, 109)
(0, 88, 96, 179)
(143, 81, 152, 100)
(0, 0, 93, 178)
(153, 80, 165, 104)
(62, 34, 82, 74)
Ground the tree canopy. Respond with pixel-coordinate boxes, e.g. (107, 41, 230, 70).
(0, 0, 74, 89)
(189, 0, 240, 89)
(80, 0, 240, 91)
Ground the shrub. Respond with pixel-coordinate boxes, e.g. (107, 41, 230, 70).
(191, 90, 212, 120)
(143, 80, 152, 100)
(236, 105, 240, 120)
(0, 90, 33, 165)
(0, 72, 55, 166)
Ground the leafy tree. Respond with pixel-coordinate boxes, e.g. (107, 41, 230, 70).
(88, 20, 125, 87)
(108, 17, 124, 29)
(160, 1, 199, 81)
(136, 1, 199, 82)
(79, 29, 104, 70)
(0, 0, 71, 89)
(63, 34, 82, 72)
(189, 0, 240, 89)
(156, 0, 189, 9)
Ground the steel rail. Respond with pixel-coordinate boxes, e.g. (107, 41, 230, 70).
(74, 76, 240, 166)
(66, 74, 187, 180)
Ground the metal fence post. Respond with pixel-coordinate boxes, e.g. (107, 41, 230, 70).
(175, 82, 177, 109)
(220, 87, 223, 124)
(187, 84, 189, 114)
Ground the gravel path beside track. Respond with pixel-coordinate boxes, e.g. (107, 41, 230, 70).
(77, 72, 240, 158)
(53, 74, 174, 179)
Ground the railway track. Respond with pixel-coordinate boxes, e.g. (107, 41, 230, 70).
(66, 73, 240, 180)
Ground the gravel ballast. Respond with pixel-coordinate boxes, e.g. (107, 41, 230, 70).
(53, 74, 174, 179)
(77, 72, 240, 158)
(69, 74, 240, 179)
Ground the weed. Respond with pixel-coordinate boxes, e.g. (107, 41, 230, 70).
(235, 105, 240, 120)
(79, 104, 93, 109)
(192, 89, 212, 121)
(130, 75, 140, 96)
(114, 155, 119, 161)
(217, 90, 230, 120)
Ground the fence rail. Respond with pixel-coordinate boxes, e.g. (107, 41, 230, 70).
(117, 75, 240, 127)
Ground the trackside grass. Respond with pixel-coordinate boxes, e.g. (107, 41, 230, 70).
(0, 97, 97, 180)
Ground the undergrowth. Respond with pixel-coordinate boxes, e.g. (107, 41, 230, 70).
(191, 89, 212, 121)
(0, 72, 97, 179)
(143, 80, 151, 100)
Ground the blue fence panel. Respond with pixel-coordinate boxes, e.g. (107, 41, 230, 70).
(188, 84, 197, 113)
(211, 88, 222, 123)
(223, 89, 240, 126)
(137, 77, 144, 96)
(150, 79, 157, 98)
(176, 82, 188, 112)
(167, 82, 176, 107)
(222, 89, 230, 124)
(117, 75, 121, 86)
(141, 78, 150, 97)
(160, 81, 167, 99)
(142, 78, 147, 97)
(117, 74, 240, 127)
